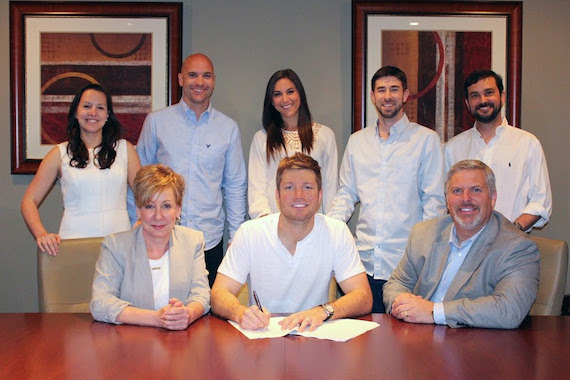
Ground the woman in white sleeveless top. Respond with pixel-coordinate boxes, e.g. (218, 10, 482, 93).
(21, 84, 141, 255)
(248, 69, 338, 219)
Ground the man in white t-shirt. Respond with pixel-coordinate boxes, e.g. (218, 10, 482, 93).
(211, 153, 372, 331)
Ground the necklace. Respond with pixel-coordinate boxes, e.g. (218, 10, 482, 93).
(149, 250, 169, 271)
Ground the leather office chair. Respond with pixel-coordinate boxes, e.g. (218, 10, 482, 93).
(529, 236, 568, 316)
(37, 237, 103, 312)
(236, 283, 250, 306)
(236, 279, 339, 306)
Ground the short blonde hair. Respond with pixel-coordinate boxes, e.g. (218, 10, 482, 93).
(133, 164, 185, 208)
(276, 152, 322, 190)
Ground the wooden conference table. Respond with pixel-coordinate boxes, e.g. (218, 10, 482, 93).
(0, 313, 568, 379)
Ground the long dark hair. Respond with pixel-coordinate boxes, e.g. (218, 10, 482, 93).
(262, 69, 313, 162)
(66, 83, 122, 169)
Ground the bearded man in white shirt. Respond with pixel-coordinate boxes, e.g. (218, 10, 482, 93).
(444, 69, 552, 232)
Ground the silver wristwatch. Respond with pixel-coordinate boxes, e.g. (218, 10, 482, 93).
(514, 221, 524, 231)
(321, 303, 334, 321)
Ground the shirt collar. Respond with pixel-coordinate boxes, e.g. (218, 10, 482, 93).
(449, 221, 488, 249)
(472, 116, 508, 138)
(495, 117, 508, 136)
(375, 113, 409, 140)
(179, 98, 212, 123)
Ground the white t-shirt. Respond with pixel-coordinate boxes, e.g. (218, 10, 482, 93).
(218, 213, 365, 313)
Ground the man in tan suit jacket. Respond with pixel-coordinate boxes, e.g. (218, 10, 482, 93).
(383, 160, 539, 329)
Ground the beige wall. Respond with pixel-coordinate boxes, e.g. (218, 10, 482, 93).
(0, 0, 568, 311)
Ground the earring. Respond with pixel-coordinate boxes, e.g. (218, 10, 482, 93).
(176, 216, 181, 225)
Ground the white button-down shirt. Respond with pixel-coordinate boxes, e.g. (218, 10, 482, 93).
(444, 118, 552, 229)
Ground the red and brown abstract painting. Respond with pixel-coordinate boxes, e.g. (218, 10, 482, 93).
(382, 30, 491, 141)
(40, 32, 152, 145)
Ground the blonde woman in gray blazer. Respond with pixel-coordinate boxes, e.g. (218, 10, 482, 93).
(91, 164, 210, 330)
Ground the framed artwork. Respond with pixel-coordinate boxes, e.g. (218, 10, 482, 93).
(352, 1, 522, 139)
(10, 1, 182, 174)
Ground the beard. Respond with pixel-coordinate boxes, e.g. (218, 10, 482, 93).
(375, 102, 403, 119)
(450, 203, 484, 231)
(470, 100, 502, 123)
(453, 211, 484, 230)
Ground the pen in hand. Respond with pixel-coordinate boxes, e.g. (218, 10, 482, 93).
(253, 290, 263, 312)
(252, 290, 270, 329)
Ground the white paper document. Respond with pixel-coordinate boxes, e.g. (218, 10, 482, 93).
(228, 317, 379, 342)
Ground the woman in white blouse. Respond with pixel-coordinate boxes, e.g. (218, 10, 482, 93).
(248, 69, 338, 218)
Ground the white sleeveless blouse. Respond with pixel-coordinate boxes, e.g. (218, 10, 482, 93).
(58, 139, 131, 238)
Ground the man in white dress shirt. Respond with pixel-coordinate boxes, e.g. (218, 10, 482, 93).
(328, 66, 446, 313)
(444, 69, 552, 231)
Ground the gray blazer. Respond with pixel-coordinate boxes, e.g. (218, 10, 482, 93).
(90, 225, 210, 324)
(383, 211, 539, 329)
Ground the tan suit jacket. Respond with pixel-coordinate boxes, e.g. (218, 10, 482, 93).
(383, 211, 539, 328)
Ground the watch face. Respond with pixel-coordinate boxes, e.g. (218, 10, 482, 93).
(325, 304, 334, 314)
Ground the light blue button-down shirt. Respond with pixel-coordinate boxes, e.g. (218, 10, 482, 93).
(431, 225, 486, 325)
(132, 100, 247, 250)
(328, 114, 445, 280)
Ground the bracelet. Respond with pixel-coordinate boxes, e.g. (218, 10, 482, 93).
(513, 221, 524, 231)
